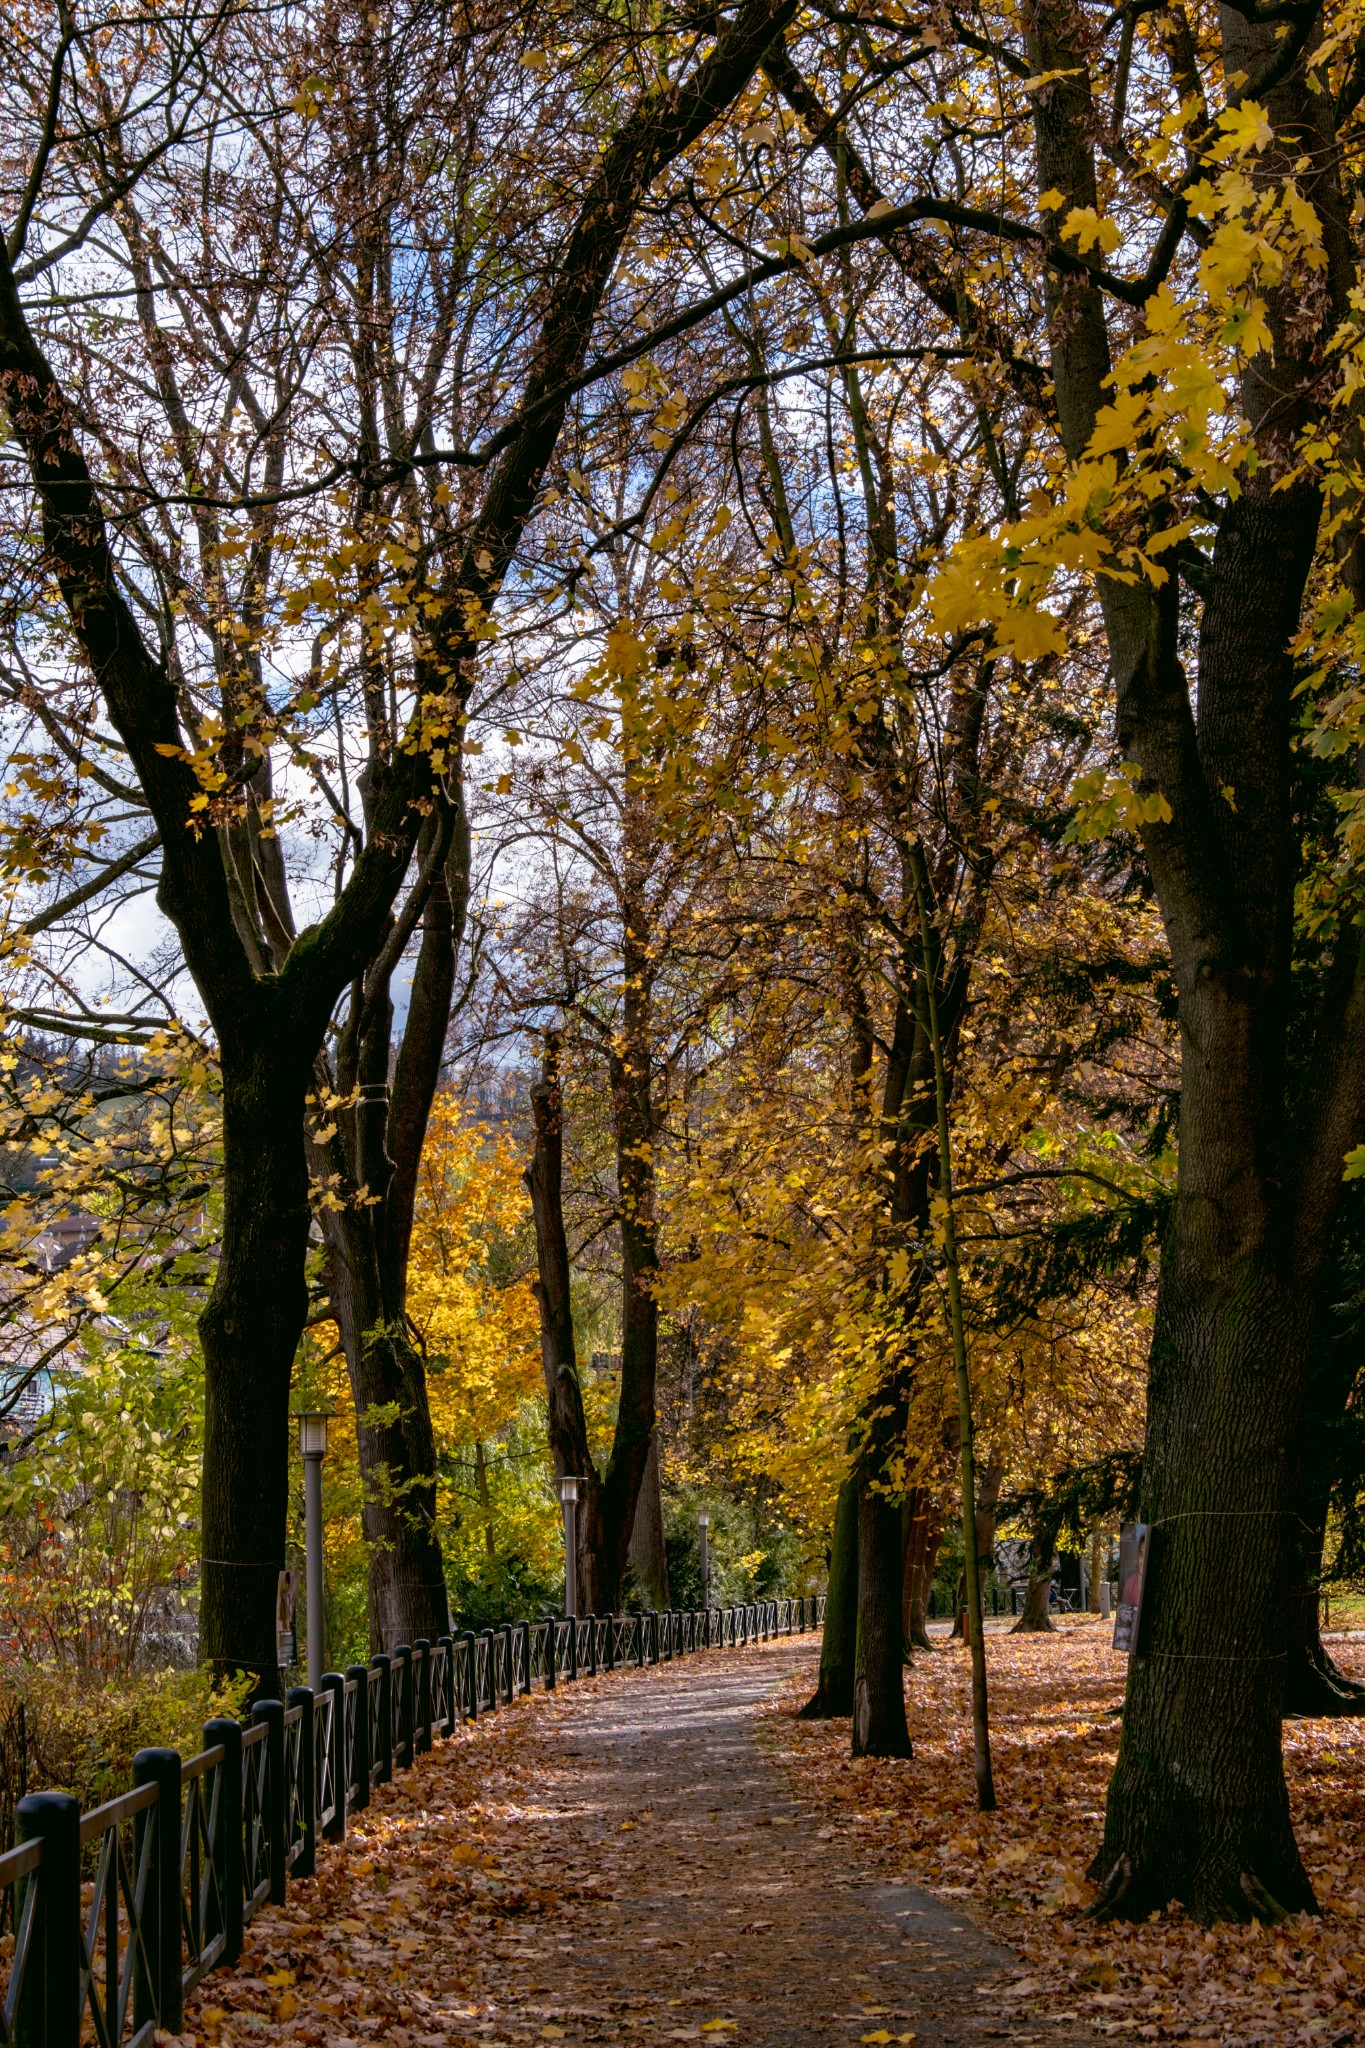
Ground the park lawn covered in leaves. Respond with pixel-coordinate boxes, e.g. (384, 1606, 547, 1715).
(770, 1618, 1365, 2047)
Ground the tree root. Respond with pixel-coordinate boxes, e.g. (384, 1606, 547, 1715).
(797, 1684, 852, 1720)
(1010, 1612, 1056, 1634)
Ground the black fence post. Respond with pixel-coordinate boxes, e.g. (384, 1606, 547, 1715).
(14, 1790, 81, 2048)
(251, 1701, 287, 1905)
(544, 1620, 556, 1691)
(371, 1654, 394, 1778)
(321, 1674, 346, 1843)
(345, 1666, 370, 1812)
(203, 1716, 243, 1964)
(133, 1747, 182, 2037)
(393, 1645, 414, 1768)
(604, 1613, 616, 1672)
(414, 1640, 432, 1752)
(519, 1620, 533, 1695)
(287, 1688, 316, 1878)
(437, 1634, 456, 1732)
(462, 1632, 479, 1715)
(566, 1617, 578, 1682)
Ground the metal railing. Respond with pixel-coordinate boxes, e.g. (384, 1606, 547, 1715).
(0, 1593, 823, 2045)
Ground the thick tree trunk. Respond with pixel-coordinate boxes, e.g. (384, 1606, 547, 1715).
(853, 1475, 912, 1757)
(801, 1476, 858, 1717)
(627, 1429, 670, 1609)
(1011, 1510, 1058, 1635)
(902, 1489, 943, 1652)
(323, 1209, 449, 1650)
(200, 1053, 312, 1690)
(1089, 1257, 1318, 1923)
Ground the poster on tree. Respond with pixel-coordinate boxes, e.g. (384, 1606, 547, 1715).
(1112, 1522, 1150, 1654)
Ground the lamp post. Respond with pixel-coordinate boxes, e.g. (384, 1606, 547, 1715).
(557, 1475, 582, 1619)
(296, 1410, 331, 1692)
(698, 1510, 710, 1609)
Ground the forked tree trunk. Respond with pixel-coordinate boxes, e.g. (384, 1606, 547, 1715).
(853, 1476, 912, 1756)
(801, 1476, 858, 1717)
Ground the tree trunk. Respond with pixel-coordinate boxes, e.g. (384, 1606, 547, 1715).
(526, 1038, 605, 1616)
(800, 1476, 858, 1717)
(1012, 1504, 1059, 1634)
(902, 1489, 943, 1652)
(597, 866, 663, 1611)
(199, 1051, 312, 1691)
(627, 1429, 670, 1609)
(1089, 1258, 1319, 1922)
(322, 1206, 449, 1650)
(853, 1475, 912, 1757)
(951, 1450, 1003, 1641)
(1283, 1496, 1365, 1716)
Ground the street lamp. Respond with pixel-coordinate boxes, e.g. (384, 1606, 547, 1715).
(296, 1409, 332, 1691)
(557, 1475, 583, 1620)
(697, 1510, 711, 1609)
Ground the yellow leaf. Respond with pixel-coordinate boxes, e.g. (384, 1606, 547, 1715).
(1061, 206, 1121, 255)
(701, 2024, 738, 2034)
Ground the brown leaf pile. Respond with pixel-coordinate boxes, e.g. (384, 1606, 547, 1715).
(765, 1618, 1365, 2047)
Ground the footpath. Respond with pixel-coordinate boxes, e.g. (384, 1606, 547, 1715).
(181, 1639, 1094, 2048)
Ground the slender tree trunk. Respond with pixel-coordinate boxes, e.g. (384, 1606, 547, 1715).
(474, 1441, 496, 1559)
(903, 1493, 944, 1652)
(853, 1475, 912, 1757)
(199, 1052, 312, 1690)
(526, 1038, 605, 1615)
(627, 1429, 670, 1609)
(801, 1476, 858, 1717)
(1284, 1500, 1365, 1716)
(951, 1452, 1004, 1641)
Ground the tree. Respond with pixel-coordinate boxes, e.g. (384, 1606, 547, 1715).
(0, 0, 799, 1681)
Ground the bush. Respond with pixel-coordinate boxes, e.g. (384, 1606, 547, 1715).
(0, 1663, 253, 1818)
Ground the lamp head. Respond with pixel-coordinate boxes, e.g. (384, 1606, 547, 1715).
(295, 1408, 331, 1458)
(697, 1511, 710, 1531)
(557, 1474, 582, 1505)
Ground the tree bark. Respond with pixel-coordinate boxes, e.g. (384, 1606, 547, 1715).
(627, 1429, 670, 1610)
(801, 1476, 858, 1717)
(853, 1475, 912, 1757)
(526, 1037, 605, 1617)
(1011, 1508, 1058, 1635)
(314, 794, 469, 1652)
(902, 1489, 943, 1652)
(951, 1450, 1004, 1640)
(199, 1048, 313, 1690)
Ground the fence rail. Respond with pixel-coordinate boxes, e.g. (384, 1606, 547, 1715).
(0, 1594, 824, 2047)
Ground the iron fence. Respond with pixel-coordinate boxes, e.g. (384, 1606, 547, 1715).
(0, 1594, 824, 2047)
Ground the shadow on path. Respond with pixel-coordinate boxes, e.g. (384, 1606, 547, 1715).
(524, 1642, 1095, 2048)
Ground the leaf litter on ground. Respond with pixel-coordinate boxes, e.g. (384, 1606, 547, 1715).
(165, 1627, 1365, 2048)
(764, 1617, 1365, 2047)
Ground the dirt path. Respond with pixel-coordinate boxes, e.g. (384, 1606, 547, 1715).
(186, 1639, 1088, 2048)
